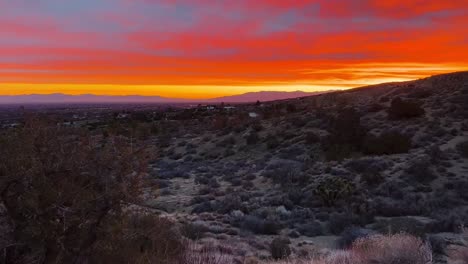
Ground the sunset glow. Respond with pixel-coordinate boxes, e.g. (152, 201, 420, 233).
(1, 0, 468, 98)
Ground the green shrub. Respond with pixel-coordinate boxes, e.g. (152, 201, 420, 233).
(314, 177, 355, 207)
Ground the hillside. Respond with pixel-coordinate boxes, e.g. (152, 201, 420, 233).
(1, 72, 468, 263)
(145, 72, 468, 261)
(209, 91, 333, 103)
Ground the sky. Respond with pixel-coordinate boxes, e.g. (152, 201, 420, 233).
(1, 0, 468, 99)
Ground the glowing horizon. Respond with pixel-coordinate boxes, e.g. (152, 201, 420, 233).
(1, 1, 468, 98)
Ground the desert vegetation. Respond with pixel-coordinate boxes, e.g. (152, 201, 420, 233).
(1, 72, 468, 263)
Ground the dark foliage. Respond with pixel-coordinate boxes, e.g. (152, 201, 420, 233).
(363, 131, 412, 155)
(456, 140, 468, 158)
(388, 97, 425, 119)
(322, 108, 366, 160)
(270, 237, 291, 260)
(240, 216, 281, 235)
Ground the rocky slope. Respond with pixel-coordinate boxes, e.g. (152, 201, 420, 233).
(146, 72, 468, 262)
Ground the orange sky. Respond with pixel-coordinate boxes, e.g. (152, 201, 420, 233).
(1, 0, 468, 99)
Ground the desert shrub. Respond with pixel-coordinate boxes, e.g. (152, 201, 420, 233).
(252, 123, 264, 132)
(363, 131, 412, 155)
(428, 235, 447, 255)
(324, 251, 357, 264)
(345, 157, 389, 174)
(453, 179, 468, 201)
(457, 140, 468, 158)
(305, 132, 320, 144)
(178, 244, 235, 264)
(92, 214, 185, 264)
(328, 213, 354, 235)
(263, 162, 305, 187)
(314, 178, 355, 207)
(352, 234, 432, 264)
(297, 221, 324, 237)
(361, 172, 385, 186)
(290, 116, 307, 128)
(322, 108, 366, 160)
(191, 201, 214, 214)
(336, 227, 374, 249)
(387, 97, 425, 119)
(240, 215, 281, 235)
(266, 134, 281, 149)
(245, 131, 260, 145)
(324, 144, 355, 161)
(242, 180, 255, 189)
(404, 156, 437, 183)
(180, 222, 210, 240)
(407, 89, 433, 99)
(216, 194, 244, 214)
(270, 237, 292, 260)
(220, 136, 236, 146)
(367, 103, 385, 112)
(286, 103, 297, 113)
(0, 117, 165, 263)
(375, 217, 430, 237)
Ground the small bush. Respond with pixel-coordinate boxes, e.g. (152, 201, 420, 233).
(314, 178, 355, 207)
(405, 156, 437, 183)
(363, 131, 412, 155)
(337, 227, 374, 249)
(457, 140, 468, 158)
(297, 221, 324, 237)
(245, 131, 260, 145)
(352, 234, 432, 264)
(270, 237, 292, 260)
(361, 172, 384, 186)
(328, 213, 354, 235)
(388, 97, 425, 119)
(180, 222, 209, 240)
(322, 108, 366, 160)
(305, 132, 320, 144)
(241, 216, 281, 235)
(266, 135, 280, 149)
(178, 244, 235, 264)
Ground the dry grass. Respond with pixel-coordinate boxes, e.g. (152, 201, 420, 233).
(449, 246, 468, 264)
(260, 234, 433, 264)
(352, 234, 432, 264)
(178, 244, 236, 264)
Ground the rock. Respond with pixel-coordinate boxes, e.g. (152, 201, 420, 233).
(231, 210, 245, 219)
(276, 206, 290, 217)
(289, 230, 301, 238)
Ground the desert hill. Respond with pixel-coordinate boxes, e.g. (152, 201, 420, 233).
(145, 71, 468, 261)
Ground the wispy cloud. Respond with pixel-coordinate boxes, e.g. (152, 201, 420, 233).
(0, 0, 467, 97)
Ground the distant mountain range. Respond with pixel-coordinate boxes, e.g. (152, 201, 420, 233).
(0, 91, 333, 104)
